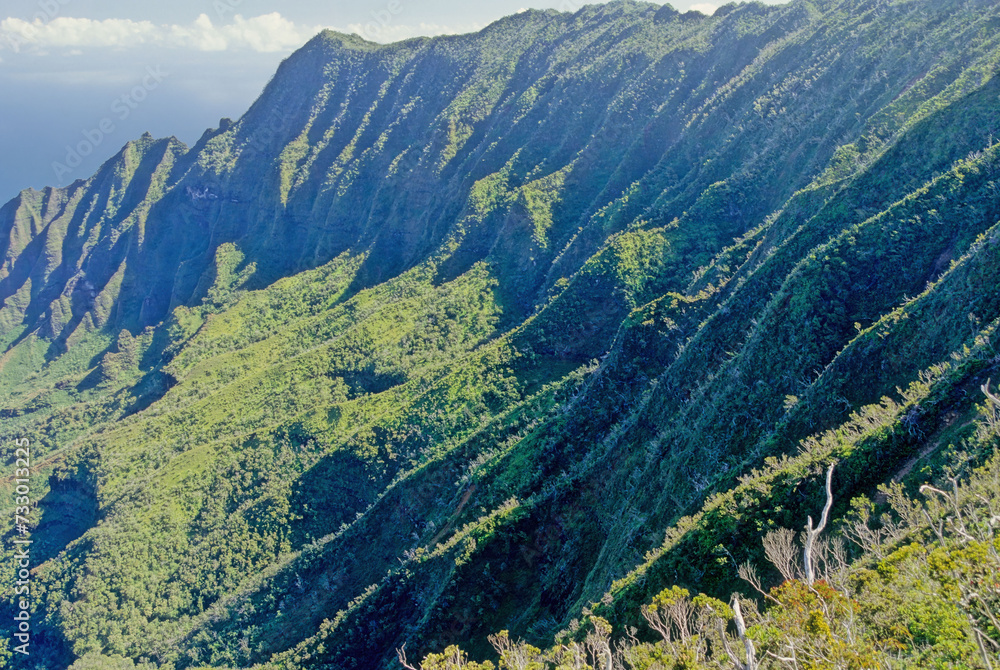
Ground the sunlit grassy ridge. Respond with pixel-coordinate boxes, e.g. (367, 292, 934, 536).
(2, 0, 1000, 667)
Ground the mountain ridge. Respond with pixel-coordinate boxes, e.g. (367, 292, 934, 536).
(2, 0, 1000, 668)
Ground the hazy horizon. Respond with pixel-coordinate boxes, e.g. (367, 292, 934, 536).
(0, 0, 789, 200)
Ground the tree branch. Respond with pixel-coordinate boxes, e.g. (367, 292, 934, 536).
(397, 644, 420, 670)
(804, 463, 835, 585)
(973, 629, 995, 670)
(732, 594, 758, 670)
(738, 562, 782, 605)
(983, 379, 1000, 408)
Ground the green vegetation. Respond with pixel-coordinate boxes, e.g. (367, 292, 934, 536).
(2, 0, 1000, 668)
(397, 395, 1000, 669)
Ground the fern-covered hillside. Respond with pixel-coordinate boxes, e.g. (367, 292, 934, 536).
(1, 0, 1000, 668)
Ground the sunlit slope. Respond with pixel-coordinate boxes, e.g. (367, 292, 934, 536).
(1, 0, 1000, 668)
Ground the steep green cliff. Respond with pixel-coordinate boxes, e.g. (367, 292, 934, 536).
(1, 1, 1000, 668)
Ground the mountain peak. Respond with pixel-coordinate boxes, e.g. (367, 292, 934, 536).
(4, 2, 1000, 668)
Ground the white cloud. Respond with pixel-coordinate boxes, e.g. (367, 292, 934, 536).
(0, 13, 486, 54)
(1, 17, 157, 50)
(690, 3, 720, 14)
(0, 13, 328, 53)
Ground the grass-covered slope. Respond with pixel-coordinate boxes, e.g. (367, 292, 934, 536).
(2, 0, 1000, 668)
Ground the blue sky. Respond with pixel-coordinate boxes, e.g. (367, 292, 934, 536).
(0, 0, 788, 201)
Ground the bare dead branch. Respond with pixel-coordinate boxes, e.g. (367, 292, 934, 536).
(732, 594, 758, 670)
(842, 501, 887, 559)
(804, 463, 835, 585)
(397, 644, 420, 670)
(922, 509, 946, 543)
(738, 562, 782, 605)
(763, 528, 799, 582)
(973, 629, 996, 670)
(983, 379, 1000, 408)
